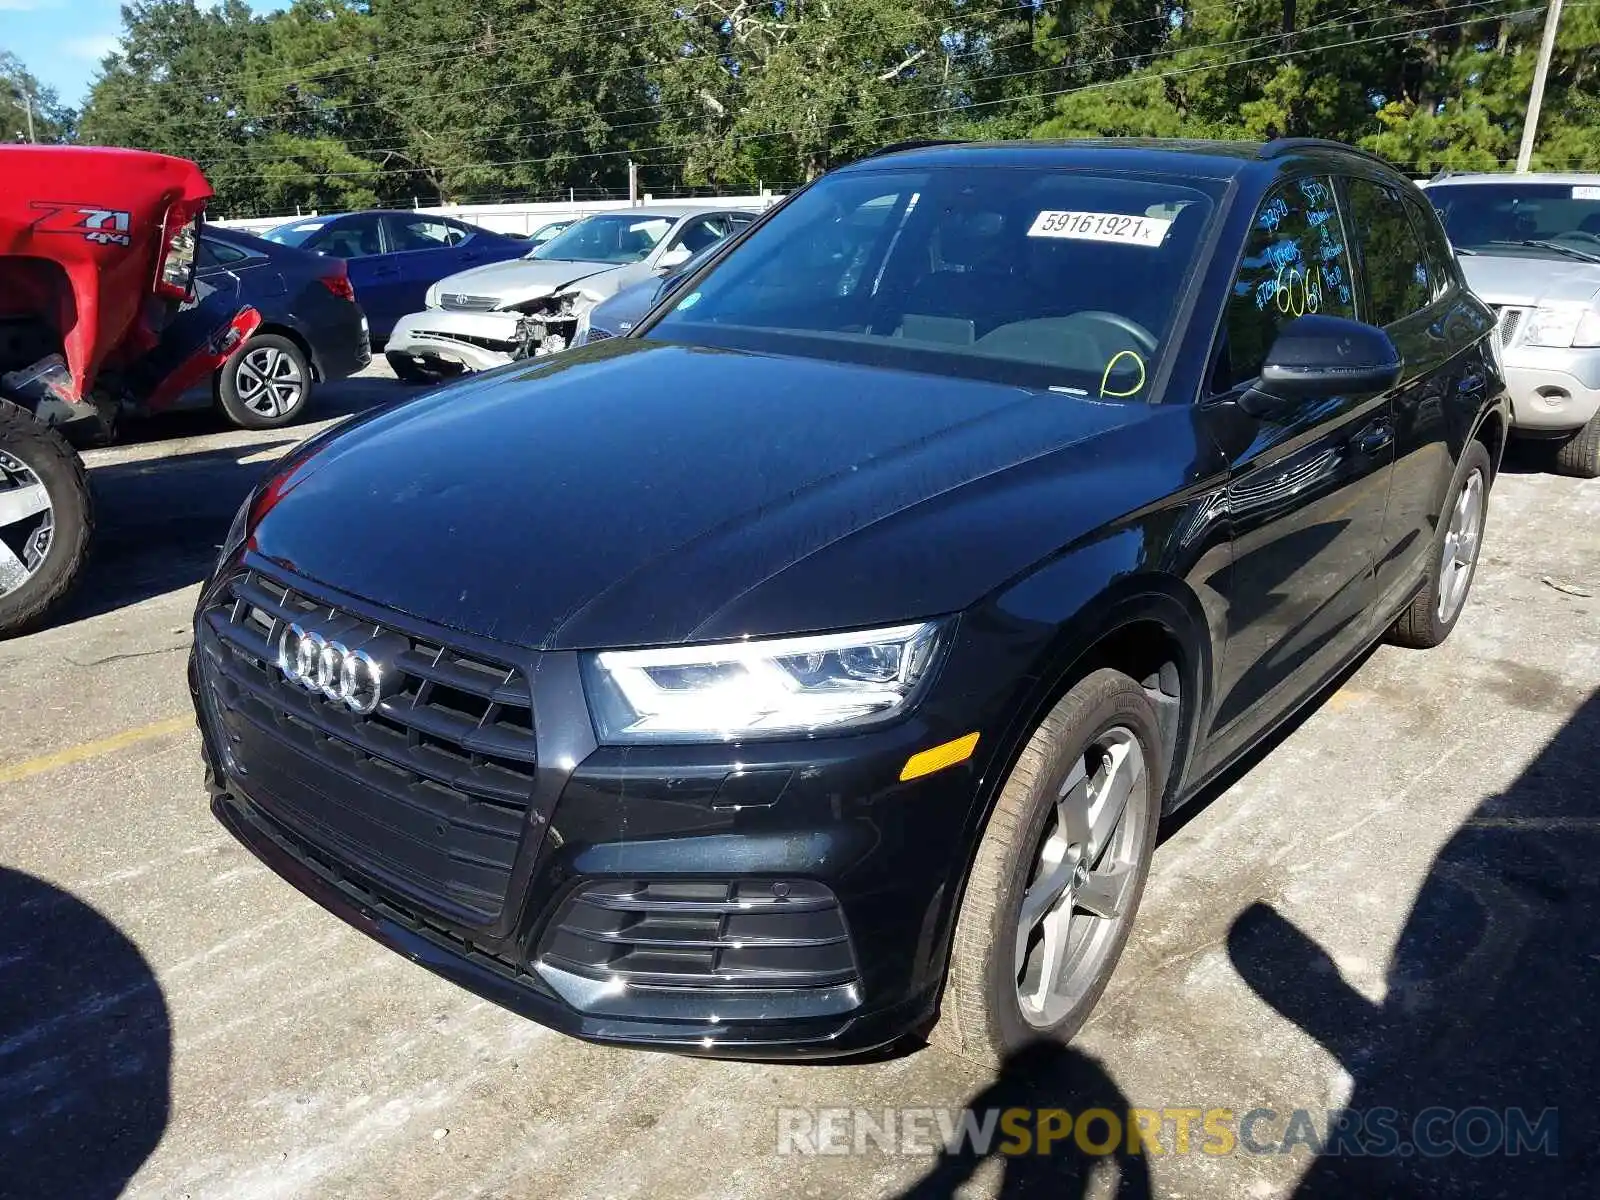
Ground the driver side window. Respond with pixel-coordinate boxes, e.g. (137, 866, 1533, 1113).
(1217, 177, 1356, 390)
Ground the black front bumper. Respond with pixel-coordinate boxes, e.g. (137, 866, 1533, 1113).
(191, 559, 1002, 1059)
(208, 784, 934, 1059)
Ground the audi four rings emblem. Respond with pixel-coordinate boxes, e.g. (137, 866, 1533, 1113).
(278, 622, 386, 714)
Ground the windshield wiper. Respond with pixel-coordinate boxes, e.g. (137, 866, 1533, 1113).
(1491, 239, 1600, 264)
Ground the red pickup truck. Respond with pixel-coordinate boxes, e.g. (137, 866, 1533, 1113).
(0, 145, 257, 635)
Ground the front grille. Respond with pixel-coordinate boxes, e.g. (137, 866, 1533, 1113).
(1496, 306, 1526, 348)
(538, 879, 857, 989)
(439, 293, 502, 312)
(414, 329, 519, 352)
(199, 568, 538, 924)
(584, 328, 615, 343)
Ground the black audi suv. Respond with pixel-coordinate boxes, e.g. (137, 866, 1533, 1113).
(192, 139, 1507, 1064)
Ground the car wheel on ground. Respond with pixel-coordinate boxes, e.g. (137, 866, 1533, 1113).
(1390, 440, 1493, 649)
(1553, 412, 1600, 479)
(217, 334, 313, 429)
(385, 350, 464, 386)
(931, 668, 1165, 1068)
(0, 399, 93, 637)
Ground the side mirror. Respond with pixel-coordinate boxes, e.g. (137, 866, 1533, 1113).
(656, 245, 692, 272)
(1246, 315, 1402, 415)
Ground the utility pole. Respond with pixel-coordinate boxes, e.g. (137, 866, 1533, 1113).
(628, 160, 639, 204)
(6, 79, 35, 142)
(1516, 0, 1564, 173)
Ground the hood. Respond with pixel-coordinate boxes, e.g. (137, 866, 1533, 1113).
(247, 341, 1157, 650)
(1459, 253, 1600, 308)
(588, 275, 665, 334)
(431, 257, 627, 308)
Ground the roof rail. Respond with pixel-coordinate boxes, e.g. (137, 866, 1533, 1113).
(857, 139, 968, 161)
(1258, 137, 1398, 171)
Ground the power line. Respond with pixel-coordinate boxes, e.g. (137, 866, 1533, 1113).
(92, 0, 1044, 111)
(150, 0, 1252, 160)
(167, 0, 1477, 166)
(205, 1, 1550, 184)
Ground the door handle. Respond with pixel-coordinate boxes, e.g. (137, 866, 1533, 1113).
(1354, 422, 1394, 456)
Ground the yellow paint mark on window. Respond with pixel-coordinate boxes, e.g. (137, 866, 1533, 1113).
(1099, 350, 1147, 398)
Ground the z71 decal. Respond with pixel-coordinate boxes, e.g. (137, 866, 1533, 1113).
(29, 202, 133, 247)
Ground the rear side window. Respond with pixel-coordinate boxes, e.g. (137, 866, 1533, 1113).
(1346, 179, 1432, 325)
(1406, 195, 1458, 301)
(198, 238, 250, 268)
(1217, 176, 1356, 389)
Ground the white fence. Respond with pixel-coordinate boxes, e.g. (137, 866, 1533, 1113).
(212, 194, 783, 237)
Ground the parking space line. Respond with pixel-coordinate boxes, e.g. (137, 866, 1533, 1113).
(0, 715, 192, 787)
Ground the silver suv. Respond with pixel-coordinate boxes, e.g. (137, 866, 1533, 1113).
(1422, 174, 1600, 477)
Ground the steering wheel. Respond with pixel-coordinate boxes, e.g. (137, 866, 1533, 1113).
(1058, 310, 1159, 355)
(1556, 230, 1600, 246)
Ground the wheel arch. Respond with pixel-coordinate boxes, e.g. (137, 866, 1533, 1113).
(250, 322, 321, 382)
(984, 579, 1214, 822)
(1472, 403, 1507, 477)
(914, 575, 1216, 1010)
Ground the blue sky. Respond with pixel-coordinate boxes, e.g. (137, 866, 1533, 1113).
(3, 0, 287, 109)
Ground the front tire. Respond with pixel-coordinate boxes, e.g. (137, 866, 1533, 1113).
(385, 350, 464, 386)
(931, 668, 1165, 1068)
(0, 400, 93, 637)
(1389, 440, 1492, 649)
(217, 334, 314, 429)
(1553, 411, 1600, 479)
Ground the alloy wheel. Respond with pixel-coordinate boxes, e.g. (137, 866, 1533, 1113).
(1014, 725, 1150, 1028)
(1436, 467, 1485, 624)
(0, 448, 54, 597)
(235, 345, 305, 419)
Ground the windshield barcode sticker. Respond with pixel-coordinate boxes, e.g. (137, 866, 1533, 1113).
(1573, 186, 1600, 200)
(1027, 211, 1173, 246)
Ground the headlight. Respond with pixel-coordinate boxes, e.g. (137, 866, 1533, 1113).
(424, 282, 442, 309)
(582, 621, 946, 743)
(1522, 305, 1600, 348)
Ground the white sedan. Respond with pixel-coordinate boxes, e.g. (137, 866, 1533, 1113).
(384, 207, 754, 382)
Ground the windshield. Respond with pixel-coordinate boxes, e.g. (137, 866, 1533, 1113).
(261, 219, 331, 248)
(527, 220, 571, 246)
(1428, 183, 1600, 260)
(645, 167, 1219, 397)
(526, 214, 674, 263)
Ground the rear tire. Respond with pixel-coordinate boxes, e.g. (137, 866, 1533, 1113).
(217, 334, 314, 430)
(1553, 412, 1600, 479)
(1390, 440, 1492, 649)
(0, 399, 93, 638)
(930, 668, 1165, 1068)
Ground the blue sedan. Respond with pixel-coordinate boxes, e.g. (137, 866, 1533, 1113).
(262, 211, 529, 343)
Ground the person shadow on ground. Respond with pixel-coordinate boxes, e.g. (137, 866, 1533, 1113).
(1227, 687, 1600, 1197)
(0, 867, 171, 1200)
(896, 1037, 1152, 1199)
